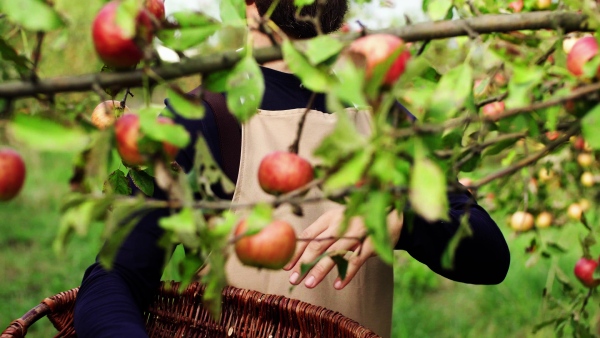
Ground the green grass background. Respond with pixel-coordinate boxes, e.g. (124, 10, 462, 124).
(2, 0, 599, 337)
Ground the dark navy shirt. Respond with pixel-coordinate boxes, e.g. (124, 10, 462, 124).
(73, 67, 510, 337)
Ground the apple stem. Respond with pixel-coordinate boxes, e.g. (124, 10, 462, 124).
(121, 88, 133, 108)
(288, 92, 318, 155)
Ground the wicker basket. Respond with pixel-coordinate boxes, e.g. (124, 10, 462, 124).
(1, 280, 381, 338)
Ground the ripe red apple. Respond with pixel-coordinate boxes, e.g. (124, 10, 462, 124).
(482, 101, 505, 121)
(348, 34, 411, 86)
(114, 114, 179, 166)
(572, 136, 592, 151)
(258, 151, 314, 195)
(91, 100, 131, 130)
(92, 1, 153, 69)
(145, 0, 165, 21)
(510, 211, 534, 232)
(574, 257, 600, 288)
(535, 211, 553, 229)
(234, 219, 297, 269)
(508, 0, 524, 12)
(581, 171, 595, 187)
(545, 131, 561, 141)
(567, 36, 599, 77)
(0, 148, 26, 202)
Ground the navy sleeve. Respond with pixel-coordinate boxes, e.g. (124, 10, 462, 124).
(73, 103, 210, 337)
(396, 190, 510, 285)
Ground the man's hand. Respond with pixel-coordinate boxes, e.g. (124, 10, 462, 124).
(283, 207, 403, 290)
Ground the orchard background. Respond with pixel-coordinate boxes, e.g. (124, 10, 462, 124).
(2, 0, 600, 337)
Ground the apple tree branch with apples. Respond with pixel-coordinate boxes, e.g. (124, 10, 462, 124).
(4, 0, 600, 334)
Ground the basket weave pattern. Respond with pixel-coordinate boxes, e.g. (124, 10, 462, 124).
(2, 281, 381, 338)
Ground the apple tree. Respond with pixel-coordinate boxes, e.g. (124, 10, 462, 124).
(2, 0, 600, 334)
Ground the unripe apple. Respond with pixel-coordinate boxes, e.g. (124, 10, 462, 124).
(581, 171, 595, 187)
(580, 198, 591, 212)
(568, 203, 583, 220)
(508, 0, 524, 12)
(535, 211, 553, 229)
(347, 34, 411, 86)
(92, 1, 153, 69)
(258, 152, 314, 195)
(574, 257, 600, 288)
(535, 0, 552, 9)
(0, 148, 26, 202)
(566, 36, 599, 77)
(234, 219, 297, 270)
(91, 100, 131, 130)
(577, 153, 594, 168)
(510, 211, 534, 232)
(114, 114, 179, 166)
(145, 0, 165, 21)
(482, 101, 505, 121)
(538, 167, 555, 182)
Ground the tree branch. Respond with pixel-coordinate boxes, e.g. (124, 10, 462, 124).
(0, 11, 591, 99)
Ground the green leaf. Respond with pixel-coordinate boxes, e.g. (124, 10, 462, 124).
(282, 40, 331, 92)
(324, 148, 372, 192)
(361, 190, 394, 264)
(441, 214, 473, 269)
(370, 152, 409, 186)
(409, 144, 449, 222)
(159, 208, 200, 248)
(0, 38, 31, 76)
(226, 55, 264, 122)
(203, 69, 231, 93)
(139, 109, 191, 148)
(0, 0, 65, 31)
(244, 203, 273, 235)
(505, 65, 545, 109)
(330, 57, 368, 109)
(128, 169, 155, 196)
(582, 104, 600, 150)
(167, 88, 205, 119)
(104, 170, 132, 195)
(115, 0, 139, 39)
(157, 12, 221, 50)
(200, 248, 227, 319)
(295, 0, 316, 5)
(426, 63, 473, 122)
(190, 136, 235, 197)
(331, 255, 348, 280)
(426, 0, 453, 20)
(9, 115, 90, 152)
(313, 112, 367, 166)
(303, 35, 344, 65)
(219, 0, 246, 26)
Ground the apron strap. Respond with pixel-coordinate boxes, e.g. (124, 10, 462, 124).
(201, 90, 241, 184)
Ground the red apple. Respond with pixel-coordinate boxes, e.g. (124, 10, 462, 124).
(567, 36, 599, 77)
(510, 211, 534, 232)
(91, 100, 131, 130)
(572, 136, 592, 151)
(145, 0, 165, 21)
(234, 219, 297, 269)
(348, 34, 411, 86)
(545, 131, 561, 141)
(508, 0, 524, 12)
(574, 257, 600, 288)
(258, 151, 314, 195)
(482, 101, 505, 121)
(92, 1, 153, 69)
(114, 114, 179, 166)
(0, 148, 26, 202)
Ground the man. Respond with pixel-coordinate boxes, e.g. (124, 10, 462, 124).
(74, 1, 510, 337)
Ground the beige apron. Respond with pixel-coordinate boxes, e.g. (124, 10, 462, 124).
(225, 108, 393, 338)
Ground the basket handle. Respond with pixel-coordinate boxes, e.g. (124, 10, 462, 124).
(1, 302, 51, 338)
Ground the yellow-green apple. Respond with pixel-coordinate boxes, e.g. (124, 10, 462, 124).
(114, 114, 179, 166)
(510, 211, 534, 232)
(347, 34, 411, 86)
(581, 171, 595, 187)
(258, 151, 314, 195)
(535, 211, 553, 229)
(538, 167, 555, 182)
(578, 153, 594, 167)
(567, 36, 599, 77)
(574, 257, 600, 288)
(580, 198, 591, 212)
(568, 203, 583, 220)
(92, 100, 131, 130)
(92, 1, 153, 69)
(234, 219, 297, 269)
(0, 148, 26, 201)
(536, 0, 551, 9)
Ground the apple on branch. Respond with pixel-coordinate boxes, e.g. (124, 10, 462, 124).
(92, 100, 131, 130)
(258, 151, 314, 196)
(92, 1, 154, 69)
(234, 219, 297, 270)
(145, 0, 165, 22)
(0, 148, 26, 202)
(482, 101, 505, 121)
(510, 211, 534, 232)
(347, 33, 411, 87)
(574, 257, 600, 288)
(114, 114, 179, 166)
(566, 36, 599, 77)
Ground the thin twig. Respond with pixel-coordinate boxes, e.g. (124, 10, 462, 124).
(289, 92, 318, 154)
